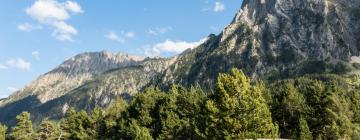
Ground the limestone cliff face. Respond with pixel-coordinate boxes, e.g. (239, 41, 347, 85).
(0, 51, 171, 125)
(157, 0, 360, 90)
(1, 0, 359, 125)
(0, 51, 145, 106)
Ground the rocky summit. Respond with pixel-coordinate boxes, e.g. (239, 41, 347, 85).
(157, 0, 360, 90)
(1, 0, 359, 126)
(0, 51, 170, 125)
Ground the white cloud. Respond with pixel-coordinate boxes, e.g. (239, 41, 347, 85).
(64, 1, 83, 13)
(32, 51, 40, 60)
(8, 87, 18, 93)
(0, 64, 8, 70)
(105, 31, 125, 43)
(126, 32, 135, 38)
(51, 21, 78, 41)
(145, 38, 208, 57)
(17, 22, 42, 32)
(148, 26, 172, 35)
(105, 31, 135, 44)
(6, 58, 31, 71)
(25, 0, 83, 41)
(214, 2, 225, 12)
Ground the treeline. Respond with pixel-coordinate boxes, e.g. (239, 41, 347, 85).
(0, 68, 360, 140)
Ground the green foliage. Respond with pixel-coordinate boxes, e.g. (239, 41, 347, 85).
(34, 119, 60, 140)
(0, 123, 7, 140)
(11, 112, 33, 140)
(127, 120, 153, 140)
(2, 68, 360, 140)
(59, 108, 100, 139)
(199, 68, 278, 139)
(299, 116, 312, 140)
(270, 74, 360, 139)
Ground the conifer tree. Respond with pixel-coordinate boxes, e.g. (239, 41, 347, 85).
(11, 112, 33, 140)
(202, 68, 278, 139)
(35, 119, 60, 140)
(0, 123, 7, 140)
(128, 120, 153, 140)
(299, 116, 312, 140)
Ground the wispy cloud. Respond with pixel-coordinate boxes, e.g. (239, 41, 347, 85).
(105, 31, 135, 44)
(0, 64, 8, 70)
(32, 51, 40, 60)
(126, 32, 135, 38)
(148, 26, 172, 35)
(214, 2, 225, 12)
(144, 38, 208, 57)
(17, 22, 42, 32)
(5, 58, 31, 71)
(105, 31, 125, 43)
(25, 0, 83, 41)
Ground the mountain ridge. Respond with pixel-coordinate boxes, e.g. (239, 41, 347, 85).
(1, 0, 360, 126)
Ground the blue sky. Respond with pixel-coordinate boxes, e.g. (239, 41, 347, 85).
(0, 0, 243, 98)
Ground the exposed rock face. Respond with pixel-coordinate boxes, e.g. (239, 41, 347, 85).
(0, 51, 145, 106)
(1, 0, 359, 126)
(157, 0, 360, 90)
(0, 51, 171, 125)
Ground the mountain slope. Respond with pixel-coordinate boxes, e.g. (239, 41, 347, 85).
(1, 0, 360, 126)
(156, 0, 360, 90)
(0, 51, 171, 125)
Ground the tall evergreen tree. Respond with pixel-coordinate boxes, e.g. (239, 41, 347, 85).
(299, 116, 312, 140)
(201, 68, 278, 139)
(35, 119, 60, 140)
(128, 120, 153, 140)
(11, 112, 33, 140)
(0, 123, 7, 140)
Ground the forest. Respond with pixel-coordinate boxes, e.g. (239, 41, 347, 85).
(0, 68, 359, 140)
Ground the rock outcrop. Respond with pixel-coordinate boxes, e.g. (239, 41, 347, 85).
(0, 51, 170, 125)
(156, 0, 360, 90)
(1, 0, 359, 125)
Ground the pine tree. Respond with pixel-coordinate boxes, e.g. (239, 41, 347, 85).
(11, 112, 33, 140)
(100, 97, 128, 139)
(60, 108, 94, 139)
(202, 68, 278, 139)
(0, 123, 7, 140)
(299, 116, 312, 140)
(270, 81, 308, 138)
(128, 120, 153, 140)
(35, 119, 60, 140)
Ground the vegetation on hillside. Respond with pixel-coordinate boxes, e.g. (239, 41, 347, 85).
(1, 68, 359, 139)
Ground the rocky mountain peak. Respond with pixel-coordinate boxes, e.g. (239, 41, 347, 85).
(0, 51, 147, 106)
(49, 50, 145, 76)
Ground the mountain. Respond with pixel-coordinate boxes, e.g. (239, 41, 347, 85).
(0, 51, 172, 125)
(1, 0, 360, 125)
(156, 0, 360, 90)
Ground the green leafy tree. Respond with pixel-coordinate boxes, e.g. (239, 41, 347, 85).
(11, 112, 33, 140)
(299, 116, 312, 140)
(127, 120, 153, 140)
(35, 119, 60, 140)
(201, 68, 278, 139)
(99, 97, 128, 139)
(60, 108, 95, 139)
(271, 81, 309, 138)
(0, 123, 7, 140)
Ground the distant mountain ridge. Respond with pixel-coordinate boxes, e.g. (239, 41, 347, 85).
(0, 51, 171, 125)
(1, 0, 360, 125)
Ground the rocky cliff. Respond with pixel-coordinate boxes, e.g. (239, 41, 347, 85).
(0, 51, 171, 125)
(156, 0, 360, 90)
(1, 0, 360, 125)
